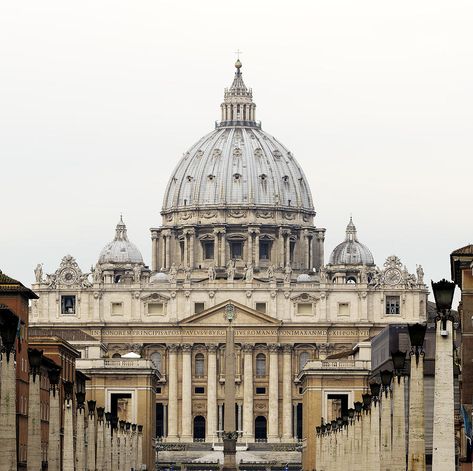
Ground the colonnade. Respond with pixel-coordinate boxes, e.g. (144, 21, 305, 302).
(165, 343, 295, 443)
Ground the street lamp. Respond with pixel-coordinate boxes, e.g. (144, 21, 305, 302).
(27, 348, 43, 382)
(407, 323, 427, 471)
(0, 308, 19, 362)
(431, 279, 456, 470)
(391, 350, 407, 381)
(368, 383, 381, 470)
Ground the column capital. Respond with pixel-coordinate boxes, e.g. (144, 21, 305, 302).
(207, 344, 218, 353)
(281, 344, 293, 353)
(151, 230, 160, 239)
(268, 344, 280, 353)
(181, 343, 192, 353)
(242, 343, 254, 353)
(168, 344, 180, 352)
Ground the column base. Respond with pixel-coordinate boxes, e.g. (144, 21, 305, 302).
(166, 435, 179, 442)
(267, 436, 280, 443)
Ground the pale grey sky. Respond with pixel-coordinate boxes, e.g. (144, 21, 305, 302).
(1, 1, 472, 302)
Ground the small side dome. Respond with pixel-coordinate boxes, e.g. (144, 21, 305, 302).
(150, 272, 170, 283)
(98, 216, 143, 265)
(329, 218, 374, 266)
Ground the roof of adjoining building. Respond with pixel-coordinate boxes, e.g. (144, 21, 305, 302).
(0, 270, 38, 299)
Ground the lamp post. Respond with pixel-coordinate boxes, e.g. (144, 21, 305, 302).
(119, 420, 126, 471)
(96, 407, 105, 471)
(353, 402, 363, 471)
(76, 391, 86, 471)
(361, 394, 372, 469)
(47, 366, 62, 471)
(63, 381, 75, 471)
(87, 400, 97, 471)
(431, 279, 456, 470)
(125, 422, 132, 471)
(391, 350, 407, 471)
(137, 424, 144, 471)
(347, 408, 355, 471)
(368, 382, 381, 471)
(407, 323, 427, 471)
(380, 370, 393, 471)
(104, 412, 112, 471)
(0, 308, 20, 471)
(111, 417, 119, 470)
(27, 348, 44, 471)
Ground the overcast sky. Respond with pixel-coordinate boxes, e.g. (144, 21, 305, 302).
(1, 1, 472, 302)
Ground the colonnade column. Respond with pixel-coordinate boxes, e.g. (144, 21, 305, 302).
(242, 344, 254, 442)
(268, 344, 279, 442)
(206, 345, 218, 442)
(167, 344, 179, 440)
(0, 345, 17, 471)
(181, 344, 193, 441)
(282, 345, 293, 440)
(151, 231, 159, 272)
(47, 370, 61, 471)
(27, 348, 43, 471)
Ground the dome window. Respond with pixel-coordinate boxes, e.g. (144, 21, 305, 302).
(233, 173, 242, 182)
(282, 175, 289, 183)
(259, 174, 267, 181)
(208, 174, 215, 181)
(186, 176, 193, 182)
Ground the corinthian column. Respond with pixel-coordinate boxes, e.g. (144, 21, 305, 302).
(181, 344, 193, 441)
(167, 344, 179, 440)
(151, 231, 159, 272)
(213, 230, 220, 267)
(268, 344, 279, 442)
(27, 348, 43, 471)
(281, 345, 293, 440)
(206, 345, 218, 442)
(242, 344, 254, 442)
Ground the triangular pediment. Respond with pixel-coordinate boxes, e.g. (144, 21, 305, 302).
(180, 300, 281, 326)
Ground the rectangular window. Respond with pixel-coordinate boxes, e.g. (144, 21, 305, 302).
(259, 241, 271, 260)
(194, 386, 205, 394)
(148, 303, 164, 315)
(256, 387, 266, 395)
(255, 302, 267, 314)
(386, 296, 400, 315)
(61, 295, 76, 314)
(203, 241, 214, 260)
(194, 302, 205, 314)
(297, 303, 312, 315)
(230, 241, 243, 259)
(156, 387, 162, 394)
(338, 303, 349, 316)
(111, 302, 123, 315)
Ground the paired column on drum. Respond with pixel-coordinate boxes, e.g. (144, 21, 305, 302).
(206, 345, 218, 442)
(242, 344, 255, 441)
(281, 344, 293, 440)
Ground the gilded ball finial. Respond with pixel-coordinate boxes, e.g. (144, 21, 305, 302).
(235, 59, 242, 70)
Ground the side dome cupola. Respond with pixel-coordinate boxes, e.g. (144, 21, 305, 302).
(98, 216, 143, 265)
(328, 217, 374, 266)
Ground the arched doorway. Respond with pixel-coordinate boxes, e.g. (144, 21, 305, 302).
(254, 416, 267, 440)
(193, 415, 206, 441)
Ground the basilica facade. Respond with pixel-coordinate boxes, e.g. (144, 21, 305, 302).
(30, 61, 428, 469)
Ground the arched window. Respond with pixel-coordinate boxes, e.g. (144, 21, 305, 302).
(256, 353, 266, 377)
(151, 352, 162, 372)
(195, 353, 205, 376)
(299, 352, 310, 371)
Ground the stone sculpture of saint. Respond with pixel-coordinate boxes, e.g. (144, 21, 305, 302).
(319, 266, 327, 282)
(244, 263, 254, 282)
(267, 264, 275, 281)
(133, 265, 141, 283)
(184, 266, 192, 281)
(208, 264, 216, 281)
(416, 265, 424, 285)
(359, 265, 368, 284)
(226, 259, 235, 281)
(169, 263, 178, 283)
(93, 263, 102, 283)
(284, 264, 292, 283)
(34, 263, 43, 283)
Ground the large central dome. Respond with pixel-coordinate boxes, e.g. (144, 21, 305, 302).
(161, 61, 314, 215)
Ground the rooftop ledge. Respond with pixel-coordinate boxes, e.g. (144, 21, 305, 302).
(215, 120, 261, 129)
